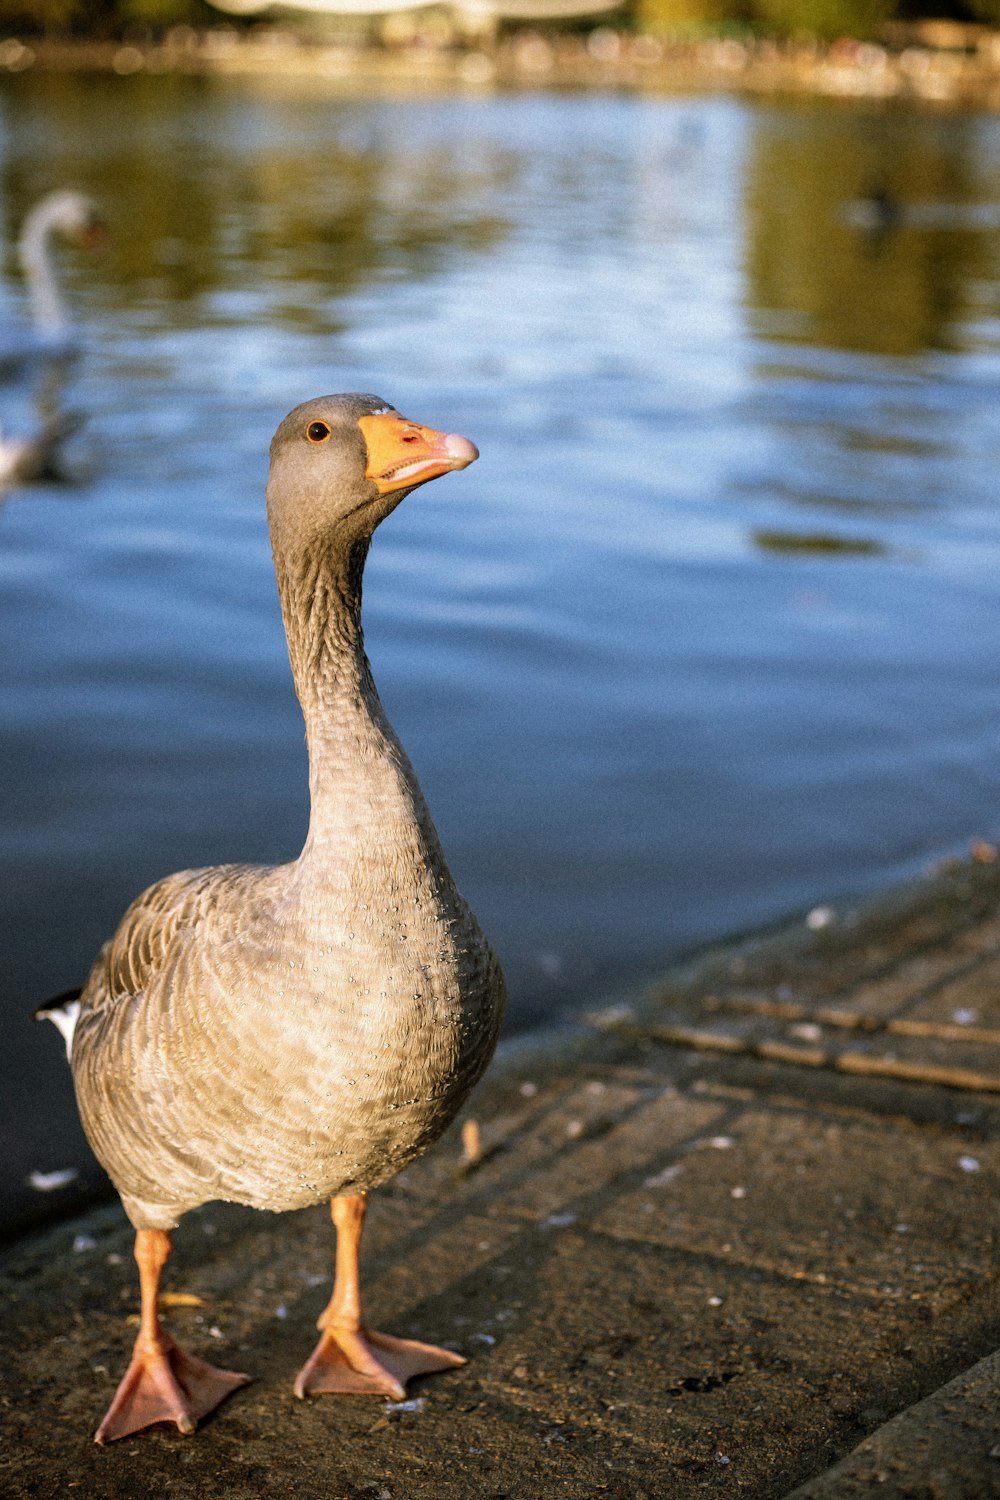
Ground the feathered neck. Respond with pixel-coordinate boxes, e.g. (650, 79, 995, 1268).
(270, 522, 418, 861)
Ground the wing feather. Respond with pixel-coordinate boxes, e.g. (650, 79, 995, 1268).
(80, 865, 256, 1016)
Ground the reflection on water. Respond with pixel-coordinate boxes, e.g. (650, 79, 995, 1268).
(1, 74, 1000, 1230)
(745, 104, 1000, 355)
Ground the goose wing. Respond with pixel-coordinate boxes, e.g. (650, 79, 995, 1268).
(70, 863, 274, 1226)
(79, 864, 255, 1020)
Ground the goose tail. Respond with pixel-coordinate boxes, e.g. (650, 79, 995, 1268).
(34, 987, 82, 1063)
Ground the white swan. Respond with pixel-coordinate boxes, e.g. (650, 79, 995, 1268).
(0, 190, 104, 375)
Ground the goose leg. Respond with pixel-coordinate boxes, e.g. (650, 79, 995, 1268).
(293, 1192, 465, 1400)
(95, 1228, 251, 1444)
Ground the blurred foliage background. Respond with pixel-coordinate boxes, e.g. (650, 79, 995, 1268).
(0, 1, 212, 35)
(0, 0, 996, 53)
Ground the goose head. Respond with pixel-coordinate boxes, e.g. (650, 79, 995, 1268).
(266, 393, 478, 553)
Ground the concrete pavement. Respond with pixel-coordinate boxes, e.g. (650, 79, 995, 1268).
(2, 854, 999, 1498)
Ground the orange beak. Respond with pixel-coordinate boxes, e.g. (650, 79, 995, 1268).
(359, 411, 479, 496)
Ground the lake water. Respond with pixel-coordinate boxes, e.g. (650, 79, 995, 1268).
(2, 72, 1000, 1235)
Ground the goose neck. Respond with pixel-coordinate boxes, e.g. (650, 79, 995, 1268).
(273, 532, 407, 850)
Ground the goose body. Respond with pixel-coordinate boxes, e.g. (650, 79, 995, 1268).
(51, 393, 505, 1441)
(74, 781, 500, 1230)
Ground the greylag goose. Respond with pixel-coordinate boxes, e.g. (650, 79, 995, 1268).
(43, 393, 505, 1443)
(0, 190, 104, 375)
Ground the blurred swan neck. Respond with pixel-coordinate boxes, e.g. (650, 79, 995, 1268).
(19, 213, 68, 334)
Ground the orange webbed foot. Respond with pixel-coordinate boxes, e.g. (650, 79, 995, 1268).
(293, 1325, 465, 1400)
(95, 1334, 251, 1444)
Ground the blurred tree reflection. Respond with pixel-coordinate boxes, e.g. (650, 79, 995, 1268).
(1, 74, 512, 330)
(751, 0, 895, 39)
(743, 105, 996, 356)
(0, 0, 213, 31)
(0, 0, 87, 32)
(0, 0, 994, 39)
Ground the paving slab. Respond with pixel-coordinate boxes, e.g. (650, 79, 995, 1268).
(2, 856, 1000, 1498)
(783, 1349, 1000, 1500)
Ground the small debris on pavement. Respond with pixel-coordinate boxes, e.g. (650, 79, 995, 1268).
(806, 905, 835, 930)
(644, 1164, 682, 1188)
(959, 1155, 981, 1173)
(27, 1167, 78, 1192)
(589, 1003, 633, 1029)
(790, 1022, 824, 1042)
(541, 1211, 578, 1229)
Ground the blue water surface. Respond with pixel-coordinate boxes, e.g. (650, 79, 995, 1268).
(1, 76, 999, 1229)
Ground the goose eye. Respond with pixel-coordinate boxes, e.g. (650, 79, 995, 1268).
(306, 421, 331, 443)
